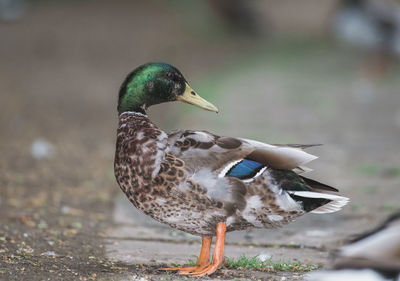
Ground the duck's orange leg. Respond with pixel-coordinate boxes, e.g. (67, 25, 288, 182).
(187, 222, 227, 277)
(159, 236, 212, 273)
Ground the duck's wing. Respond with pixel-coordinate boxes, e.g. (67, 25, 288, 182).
(166, 130, 318, 174)
(159, 129, 349, 231)
(165, 130, 347, 211)
(239, 138, 319, 172)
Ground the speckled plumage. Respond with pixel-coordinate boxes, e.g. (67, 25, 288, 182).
(114, 112, 347, 236)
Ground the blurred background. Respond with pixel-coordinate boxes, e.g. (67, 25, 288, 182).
(1, 0, 400, 279)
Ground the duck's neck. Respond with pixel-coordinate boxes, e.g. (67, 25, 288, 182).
(131, 107, 147, 115)
(118, 77, 149, 115)
(115, 111, 167, 184)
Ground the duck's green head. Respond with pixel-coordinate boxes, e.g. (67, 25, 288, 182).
(118, 62, 218, 115)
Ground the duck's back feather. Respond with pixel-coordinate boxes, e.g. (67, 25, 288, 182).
(166, 129, 348, 219)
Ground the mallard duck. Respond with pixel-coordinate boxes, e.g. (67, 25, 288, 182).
(114, 62, 349, 277)
(308, 212, 400, 281)
(333, 0, 400, 80)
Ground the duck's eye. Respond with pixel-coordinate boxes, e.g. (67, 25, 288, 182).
(167, 72, 173, 78)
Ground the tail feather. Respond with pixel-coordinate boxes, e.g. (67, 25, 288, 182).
(293, 166, 314, 174)
(300, 176, 339, 192)
(288, 191, 350, 214)
(272, 144, 323, 149)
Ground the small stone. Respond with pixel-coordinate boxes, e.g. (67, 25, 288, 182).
(42, 251, 59, 257)
(31, 139, 54, 159)
(61, 206, 70, 214)
(258, 252, 271, 262)
(38, 220, 48, 229)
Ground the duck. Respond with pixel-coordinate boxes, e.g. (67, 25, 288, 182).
(332, 0, 400, 80)
(307, 212, 400, 281)
(114, 62, 349, 277)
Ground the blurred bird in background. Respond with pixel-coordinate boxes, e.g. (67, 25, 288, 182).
(0, 0, 26, 22)
(307, 212, 400, 281)
(206, 0, 263, 36)
(333, 0, 400, 82)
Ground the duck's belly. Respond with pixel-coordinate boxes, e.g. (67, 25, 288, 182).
(118, 170, 305, 236)
(124, 189, 304, 236)
(127, 193, 226, 236)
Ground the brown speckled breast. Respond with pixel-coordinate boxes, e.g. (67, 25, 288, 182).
(114, 112, 227, 236)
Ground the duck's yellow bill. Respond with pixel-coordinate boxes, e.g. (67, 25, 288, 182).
(177, 83, 219, 113)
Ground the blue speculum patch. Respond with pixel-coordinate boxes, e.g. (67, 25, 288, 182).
(227, 159, 264, 179)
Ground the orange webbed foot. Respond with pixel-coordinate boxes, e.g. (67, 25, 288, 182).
(186, 222, 227, 277)
(159, 266, 195, 271)
(160, 223, 227, 277)
(159, 236, 212, 274)
(186, 262, 221, 277)
(160, 265, 206, 274)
